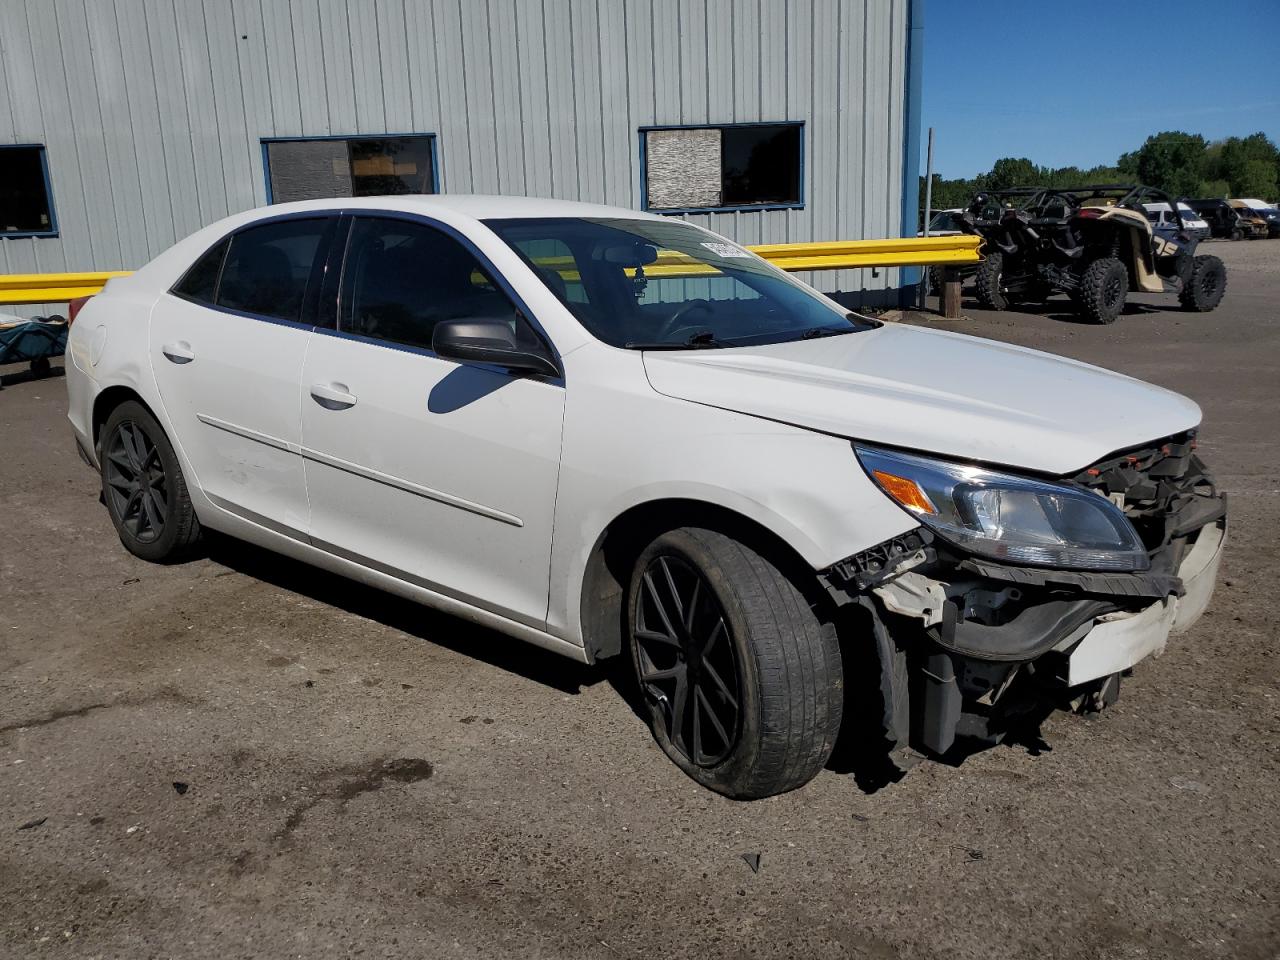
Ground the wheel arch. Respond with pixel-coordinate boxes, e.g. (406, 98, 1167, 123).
(92, 384, 157, 453)
(577, 497, 830, 664)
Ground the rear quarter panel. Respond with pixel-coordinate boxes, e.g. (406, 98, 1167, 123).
(65, 277, 164, 461)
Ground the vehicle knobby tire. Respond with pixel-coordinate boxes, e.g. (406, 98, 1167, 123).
(973, 250, 1010, 311)
(627, 527, 843, 799)
(100, 400, 202, 563)
(926, 265, 943, 296)
(1076, 257, 1128, 324)
(1178, 254, 1226, 312)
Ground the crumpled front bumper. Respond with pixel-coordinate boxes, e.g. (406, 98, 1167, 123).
(821, 438, 1228, 757)
(1063, 518, 1225, 686)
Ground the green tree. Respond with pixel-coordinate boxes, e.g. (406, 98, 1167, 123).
(987, 157, 1038, 191)
(1133, 131, 1206, 195)
(1217, 133, 1279, 198)
(1197, 179, 1231, 199)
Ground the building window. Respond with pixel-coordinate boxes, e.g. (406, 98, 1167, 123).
(263, 135, 438, 205)
(0, 144, 57, 237)
(641, 123, 803, 213)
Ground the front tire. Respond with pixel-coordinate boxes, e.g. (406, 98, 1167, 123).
(628, 528, 843, 799)
(1179, 255, 1227, 312)
(1077, 257, 1128, 324)
(101, 401, 202, 562)
(973, 250, 1010, 310)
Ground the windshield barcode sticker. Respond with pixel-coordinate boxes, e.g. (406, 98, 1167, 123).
(700, 241, 752, 259)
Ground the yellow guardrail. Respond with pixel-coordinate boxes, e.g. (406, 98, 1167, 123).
(0, 271, 132, 306)
(0, 236, 981, 305)
(752, 235, 982, 271)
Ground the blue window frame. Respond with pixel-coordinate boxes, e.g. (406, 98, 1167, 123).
(261, 134, 440, 205)
(0, 143, 58, 238)
(639, 121, 805, 215)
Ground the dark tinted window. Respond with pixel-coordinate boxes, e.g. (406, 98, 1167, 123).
(173, 239, 228, 304)
(0, 145, 55, 235)
(721, 125, 802, 206)
(216, 219, 327, 322)
(341, 217, 518, 351)
(264, 136, 437, 204)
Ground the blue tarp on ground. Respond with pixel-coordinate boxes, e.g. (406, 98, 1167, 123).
(0, 318, 67, 366)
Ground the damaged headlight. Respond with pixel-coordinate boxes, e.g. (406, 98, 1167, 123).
(855, 445, 1149, 571)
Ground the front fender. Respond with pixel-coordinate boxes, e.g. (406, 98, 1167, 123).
(545, 356, 918, 644)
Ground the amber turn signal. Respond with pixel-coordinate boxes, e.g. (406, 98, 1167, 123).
(872, 470, 936, 514)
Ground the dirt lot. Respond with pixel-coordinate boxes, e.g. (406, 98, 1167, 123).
(2, 239, 1277, 959)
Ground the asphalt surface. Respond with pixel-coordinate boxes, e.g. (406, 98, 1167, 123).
(1, 238, 1277, 959)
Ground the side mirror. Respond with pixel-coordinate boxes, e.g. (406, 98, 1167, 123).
(431, 318, 560, 379)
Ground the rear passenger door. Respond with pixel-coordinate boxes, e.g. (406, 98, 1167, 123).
(152, 215, 335, 535)
(299, 215, 565, 629)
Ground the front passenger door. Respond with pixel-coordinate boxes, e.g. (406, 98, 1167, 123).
(299, 215, 565, 629)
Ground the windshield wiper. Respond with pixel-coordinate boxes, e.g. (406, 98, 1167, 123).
(623, 330, 726, 350)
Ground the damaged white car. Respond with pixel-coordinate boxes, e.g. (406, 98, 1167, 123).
(65, 196, 1226, 799)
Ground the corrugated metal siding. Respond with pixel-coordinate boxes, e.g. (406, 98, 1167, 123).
(0, 0, 908, 300)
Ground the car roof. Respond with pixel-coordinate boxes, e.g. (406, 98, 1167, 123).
(256, 194, 669, 223)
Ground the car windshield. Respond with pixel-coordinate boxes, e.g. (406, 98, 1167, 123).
(927, 211, 958, 231)
(484, 216, 875, 349)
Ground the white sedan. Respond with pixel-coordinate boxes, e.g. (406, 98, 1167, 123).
(66, 196, 1226, 798)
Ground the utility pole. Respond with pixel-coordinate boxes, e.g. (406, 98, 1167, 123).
(923, 126, 935, 235)
(919, 126, 935, 308)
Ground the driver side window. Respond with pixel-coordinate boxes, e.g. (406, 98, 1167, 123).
(340, 217, 520, 352)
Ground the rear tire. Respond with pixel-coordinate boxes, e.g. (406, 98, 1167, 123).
(974, 251, 1010, 310)
(926, 265, 943, 296)
(1178, 255, 1227, 312)
(1077, 257, 1128, 324)
(101, 401, 202, 563)
(627, 527, 843, 799)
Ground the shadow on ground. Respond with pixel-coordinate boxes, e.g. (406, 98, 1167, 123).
(204, 533, 602, 697)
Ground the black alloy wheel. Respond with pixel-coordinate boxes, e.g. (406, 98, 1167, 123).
(626, 526, 844, 798)
(1104, 271, 1124, 310)
(633, 554, 742, 767)
(104, 418, 169, 544)
(100, 400, 202, 562)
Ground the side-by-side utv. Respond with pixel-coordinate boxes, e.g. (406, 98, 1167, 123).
(957, 185, 1227, 323)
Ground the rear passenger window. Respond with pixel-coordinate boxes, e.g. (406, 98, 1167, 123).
(217, 218, 327, 322)
(173, 239, 228, 305)
(340, 216, 519, 351)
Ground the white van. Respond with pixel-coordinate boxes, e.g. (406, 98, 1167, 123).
(1142, 202, 1211, 242)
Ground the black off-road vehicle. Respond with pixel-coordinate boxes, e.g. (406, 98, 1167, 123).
(958, 184, 1227, 323)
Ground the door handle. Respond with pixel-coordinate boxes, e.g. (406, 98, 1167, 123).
(161, 341, 195, 364)
(310, 382, 357, 411)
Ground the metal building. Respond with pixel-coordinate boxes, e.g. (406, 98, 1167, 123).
(0, 0, 922, 309)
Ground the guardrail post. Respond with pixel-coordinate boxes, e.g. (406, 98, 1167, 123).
(941, 267, 962, 319)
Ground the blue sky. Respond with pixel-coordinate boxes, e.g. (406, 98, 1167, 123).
(922, 0, 1280, 179)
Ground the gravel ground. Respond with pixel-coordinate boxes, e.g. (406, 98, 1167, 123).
(1, 239, 1277, 959)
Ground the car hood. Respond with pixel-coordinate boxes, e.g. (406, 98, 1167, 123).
(641, 323, 1202, 475)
